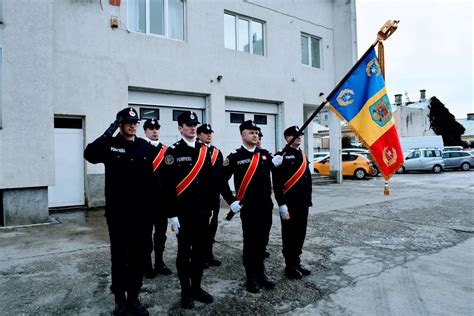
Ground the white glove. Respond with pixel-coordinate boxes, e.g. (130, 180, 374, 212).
(272, 155, 283, 167)
(279, 205, 290, 220)
(169, 217, 180, 234)
(230, 200, 242, 214)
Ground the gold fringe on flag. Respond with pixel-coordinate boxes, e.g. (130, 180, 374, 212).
(378, 41, 385, 78)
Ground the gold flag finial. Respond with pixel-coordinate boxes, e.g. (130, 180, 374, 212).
(376, 20, 399, 43)
(374, 20, 399, 79)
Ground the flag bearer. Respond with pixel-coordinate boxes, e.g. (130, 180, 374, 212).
(220, 120, 282, 293)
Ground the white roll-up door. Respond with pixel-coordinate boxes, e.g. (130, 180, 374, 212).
(224, 99, 278, 157)
(129, 91, 206, 146)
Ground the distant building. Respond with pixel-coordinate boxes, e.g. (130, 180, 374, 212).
(393, 90, 435, 137)
(457, 113, 474, 144)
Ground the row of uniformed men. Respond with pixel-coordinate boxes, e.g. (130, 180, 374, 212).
(84, 107, 313, 315)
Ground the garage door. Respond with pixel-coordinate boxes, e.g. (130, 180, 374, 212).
(224, 99, 278, 157)
(129, 91, 206, 146)
(48, 118, 85, 208)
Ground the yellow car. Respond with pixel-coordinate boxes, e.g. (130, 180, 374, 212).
(313, 153, 373, 179)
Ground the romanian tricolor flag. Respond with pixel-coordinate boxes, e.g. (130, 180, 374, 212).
(327, 47, 404, 180)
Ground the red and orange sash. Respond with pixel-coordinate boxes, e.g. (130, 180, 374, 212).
(176, 145, 207, 196)
(236, 152, 260, 201)
(283, 152, 307, 194)
(152, 145, 168, 172)
(211, 147, 219, 166)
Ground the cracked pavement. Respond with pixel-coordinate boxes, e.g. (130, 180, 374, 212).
(0, 170, 473, 315)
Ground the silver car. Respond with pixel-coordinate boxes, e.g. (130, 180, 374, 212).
(399, 148, 444, 173)
(442, 151, 472, 171)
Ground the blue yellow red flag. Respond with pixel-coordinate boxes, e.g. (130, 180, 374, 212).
(327, 47, 404, 180)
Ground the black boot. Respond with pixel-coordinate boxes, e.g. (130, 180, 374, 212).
(257, 264, 275, 289)
(126, 294, 149, 316)
(113, 292, 127, 316)
(181, 292, 195, 309)
(296, 264, 311, 276)
(180, 277, 194, 309)
(191, 273, 212, 303)
(257, 273, 275, 289)
(245, 267, 260, 293)
(155, 252, 172, 276)
(192, 288, 214, 304)
(285, 266, 303, 279)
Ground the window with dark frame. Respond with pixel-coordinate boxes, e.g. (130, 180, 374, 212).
(173, 110, 187, 121)
(140, 108, 160, 120)
(230, 113, 245, 123)
(254, 114, 267, 125)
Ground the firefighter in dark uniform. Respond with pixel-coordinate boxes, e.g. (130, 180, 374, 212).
(272, 126, 312, 279)
(220, 120, 282, 293)
(142, 119, 173, 279)
(197, 123, 223, 268)
(162, 111, 214, 309)
(83, 107, 151, 316)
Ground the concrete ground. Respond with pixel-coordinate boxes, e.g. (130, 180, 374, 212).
(1, 170, 473, 315)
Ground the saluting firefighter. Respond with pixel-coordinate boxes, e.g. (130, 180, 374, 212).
(220, 120, 283, 293)
(272, 126, 312, 279)
(197, 123, 224, 268)
(142, 119, 173, 279)
(161, 111, 214, 309)
(84, 107, 151, 316)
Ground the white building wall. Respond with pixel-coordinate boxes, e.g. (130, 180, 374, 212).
(0, 0, 356, 224)
(394, 106, 434, 137)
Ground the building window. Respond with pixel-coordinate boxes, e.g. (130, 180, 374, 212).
(224, 12, 265, 56)
(301, 33, 321, 68)
(140, 108, 160, 120)
(54, 118, 83, 129)
(128, 0, 185, 41)
(230, 113, 244, 123)
(172, 110, 186, 121)
(254, 114, 267, 125)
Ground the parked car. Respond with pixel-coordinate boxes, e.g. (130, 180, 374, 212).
(398, 148, 444, 173)
(313, 151, 329, 160)
(342, 148, 379, 176)
(313, 153, 373, 179)
(443, 146, 464, 152)
(442, 151, 472, 171)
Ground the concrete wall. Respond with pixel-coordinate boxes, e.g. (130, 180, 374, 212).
(2, 187, 49, 225)
(0, 0, 356, 224)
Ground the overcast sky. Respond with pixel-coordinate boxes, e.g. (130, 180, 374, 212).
(356, 0, 473, 118)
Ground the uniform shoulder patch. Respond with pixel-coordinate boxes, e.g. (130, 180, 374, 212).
(165, 155, 174, 165)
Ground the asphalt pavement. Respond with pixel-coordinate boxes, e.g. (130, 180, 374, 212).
(0, 170, 472, 315)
